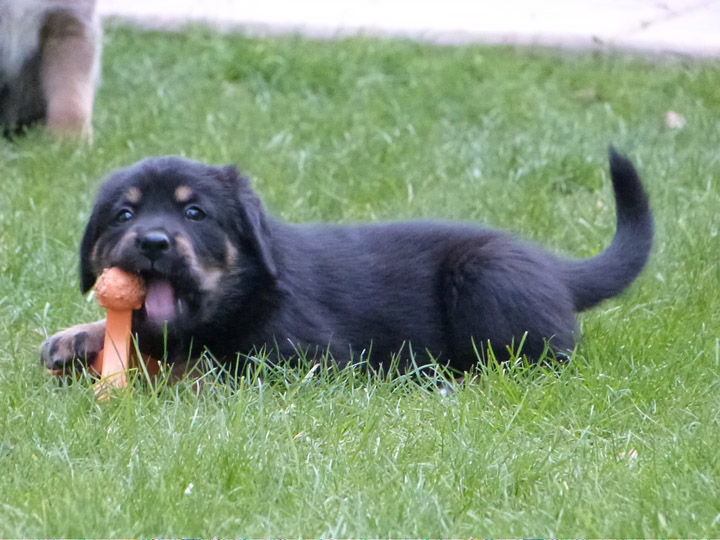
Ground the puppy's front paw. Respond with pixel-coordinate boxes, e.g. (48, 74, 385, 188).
(41, 320, 106, 372)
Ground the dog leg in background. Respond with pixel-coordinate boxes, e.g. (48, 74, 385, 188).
(41, 9, 100, 139)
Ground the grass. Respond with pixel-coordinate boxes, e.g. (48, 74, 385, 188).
(1, 24, 720, 536)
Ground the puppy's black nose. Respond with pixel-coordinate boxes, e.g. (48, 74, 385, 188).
(137, 230, 170, 260)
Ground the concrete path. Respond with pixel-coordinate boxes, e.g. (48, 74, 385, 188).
(97, 0, 720, 57)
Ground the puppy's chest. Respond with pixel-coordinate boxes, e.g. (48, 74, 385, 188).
(0, 1, 45, 78)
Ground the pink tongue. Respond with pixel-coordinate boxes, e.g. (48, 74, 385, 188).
(144, 280, 176, 323)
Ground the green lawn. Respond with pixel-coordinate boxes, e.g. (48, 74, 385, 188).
(1, 24, 719, 537)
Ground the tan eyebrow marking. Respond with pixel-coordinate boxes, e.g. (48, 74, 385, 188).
(125, 187, 142, 203)
(174, 185, 193, 203)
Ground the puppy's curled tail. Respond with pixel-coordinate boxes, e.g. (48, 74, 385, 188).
(564, 147, 654, 312)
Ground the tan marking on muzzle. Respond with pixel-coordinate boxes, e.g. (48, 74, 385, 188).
(174, 185, 194, 204)
(107, 230, 138, 265)
(90, 242, 103, 275)
(91, 231, 135, 275)
(125, 187, 142, 204)
(225, 237, 239, 267)
(175, 234, 224, 292)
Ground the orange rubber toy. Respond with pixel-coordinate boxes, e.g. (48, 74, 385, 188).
(93, 267, 146, 392)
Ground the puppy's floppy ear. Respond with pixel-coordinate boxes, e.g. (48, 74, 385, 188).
(221, 165, 277, 279)
(79, 205, 101, 293)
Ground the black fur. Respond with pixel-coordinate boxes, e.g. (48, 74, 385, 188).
(76, 150, 653, 371)
(0, 51, 45, 137)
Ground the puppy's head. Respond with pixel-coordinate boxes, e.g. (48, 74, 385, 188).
(81, 157, 276, 333)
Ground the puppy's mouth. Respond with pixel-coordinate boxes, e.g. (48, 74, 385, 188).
(138, 271, 195, 328)
(109, 257, 198, 327)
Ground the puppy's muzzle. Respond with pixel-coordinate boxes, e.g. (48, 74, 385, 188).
(137, 229, 171, 261)
(130, 228, 182, 325)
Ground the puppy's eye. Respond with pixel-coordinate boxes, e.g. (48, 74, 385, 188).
(116, 209, 134, 223)
(185, 205, 207, 221)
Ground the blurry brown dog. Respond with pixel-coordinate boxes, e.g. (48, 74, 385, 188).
(0, 0, 101, 139)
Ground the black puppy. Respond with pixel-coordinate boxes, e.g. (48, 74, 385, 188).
(42, 149, 653, 373)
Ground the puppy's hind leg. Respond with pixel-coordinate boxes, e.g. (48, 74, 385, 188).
(40, 10, 100, 140)
(442, 239, 576, 368)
